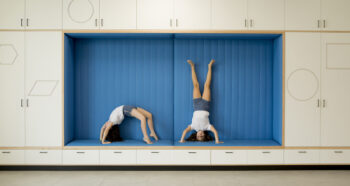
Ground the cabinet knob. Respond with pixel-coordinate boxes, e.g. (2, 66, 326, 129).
(250, 19, 253, 27)
(151, 151, 160, 154)
(323, 20, 326, 28)
(176, 19, 178, 27)
(188, 152, 197, 154)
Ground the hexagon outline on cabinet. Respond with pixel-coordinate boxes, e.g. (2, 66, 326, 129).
(67, 0, 95, 23)
(28, 80, 59, 96)
(287, 68, 319, 102)
(0, 44, 18, 65)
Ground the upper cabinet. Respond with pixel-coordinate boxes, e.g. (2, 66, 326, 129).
(0, 0, 61, 29)
(321, 0, 350, 31)
(100, 0, 136, 29)
(212, 0, 248, 30)
(174, 0, 211, 30)
(25, 0, 62, 29)
(0, 0, 25, 29)
(285, 0, 321, 30)
(137, 0, 174, 29)
(63, 0, 100, 29)
(63, 0, 136, 30)
(247, 0, 285, 30)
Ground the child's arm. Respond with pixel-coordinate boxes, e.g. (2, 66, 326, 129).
(100, 123, 106, 141)
(179, 125, 192, 143)
(101, 122, 112, 144)
(210, 126, 223, 144)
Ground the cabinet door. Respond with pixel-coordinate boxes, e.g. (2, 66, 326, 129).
(137, 0, 174, 29)
(0, 32, 25, 147)
(100, 0, 136, 29)
(321, 0, 350, 31)
(285, 33, 321, 147)
(63, 0, 99, 29)
(0, 0, 25, 29)
(285, 0, 321, 30)
(25, 32, 62, 147)
(25, 0, 62, 29)
(174, 0, 211, 30)
(212, 0, 248, 30)
(321, 33, 350, 146)
(247, 0, 284, 30)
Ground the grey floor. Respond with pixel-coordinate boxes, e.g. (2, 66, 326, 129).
(1, 170, 350, 186)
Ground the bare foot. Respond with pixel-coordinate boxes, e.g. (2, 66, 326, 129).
(150, 133, 159, 141)
(143, 137, 153, 144)
(187, 60, 194, 66)
(208, 59, 215, 67)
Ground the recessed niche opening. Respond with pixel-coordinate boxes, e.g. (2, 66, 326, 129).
(64, 33, 283, 147)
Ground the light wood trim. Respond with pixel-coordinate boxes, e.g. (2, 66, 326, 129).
(284, 146, 350, 149)
(61, 31, 65, 148)
(62, 29, 286, 34)
(0, 29, 62, 32)
(0, 147, 62, 150)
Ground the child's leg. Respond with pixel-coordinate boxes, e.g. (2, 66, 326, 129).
(136, 107, 158, 140)
(202, 59, 215, 101)
(187, 60, 202, 99)
(130, 109, 152, 144)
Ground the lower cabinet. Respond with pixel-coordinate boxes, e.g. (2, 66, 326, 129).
(284, 150, 320, 164)
(247, 150, 284, 165)
(320, 150, 350, 164)
(100, 150, 137, 165)
(173, 150, 211, 165)
(0, 150, 25, 165)
(63, 150, 99, 165)
(211, 150, 247, 165)
(136, 150, 173, 165)
(25, 150, 62, 165)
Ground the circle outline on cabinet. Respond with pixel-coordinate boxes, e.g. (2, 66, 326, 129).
(287, 68, 319, 102)
(67, 0, 95, 23)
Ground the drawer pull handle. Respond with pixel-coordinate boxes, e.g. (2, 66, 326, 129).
(39, 151, 48, 154)
(298, 151, 307, 154)
(334, 151, 343, 154)
(225, 152, 234, 154)
(76, 152, 85, 154)
(262, 151, 271, 154)
(151, 152, 160, 154)
(2, 152, 11, 154)
(114, 151, 122, 154)
(188, 152, 197, 154)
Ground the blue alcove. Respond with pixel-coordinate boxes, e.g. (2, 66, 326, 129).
(64, 33, 283, 147)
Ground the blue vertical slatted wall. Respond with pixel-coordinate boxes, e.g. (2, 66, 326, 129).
(64, 33, 283, 146)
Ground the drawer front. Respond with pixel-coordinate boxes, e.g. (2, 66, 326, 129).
(25, 150, 62, 165)
(320, 150, 350, 164)
(100, 150, 136, 165)
(0, 150, 25, 165)
(211, 150, 247, 165)
(63, 150, 99, 165)
(247, 150, 284, 164)
(173, 150, 210, 165)
(284, 150, 319, 164)
(137, 150, 173, 165)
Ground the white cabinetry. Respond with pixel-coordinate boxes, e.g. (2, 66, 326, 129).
(0, 150, 25, 165)
(173, 150, 210, 165)
(137, 150, 173, 165)
(100, 150, 137, 165)
(25, 32, 62, 147)
(63, 150, 99, 165)
(137, 0, 173, 29)
(211, 150, 247, 165)
(321, 0, 350, 31)
(0, 0, 25, 29)
(285, 0, 321, 30)
(247, 150, 284, 164)
(0, 32, 25, 147)
(25, 0, 62, 29)
(285, 33, 321, 147)
(320, 150, 350, 164)
(247, 0, 285, 30)
(174, 0, 211, 30)
(63, 0, 100, 29)
(321, 33, 350, 146)
(0, 0, 61, 29)
(100, 0, 136, 29)
(211, 0, 248, 30)
(284, 150, 320, 164)
(25, 150, 62, 165)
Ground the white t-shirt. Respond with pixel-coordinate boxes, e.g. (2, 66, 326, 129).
(108, 105, 125, 125)
(190, 110, 212, 132)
